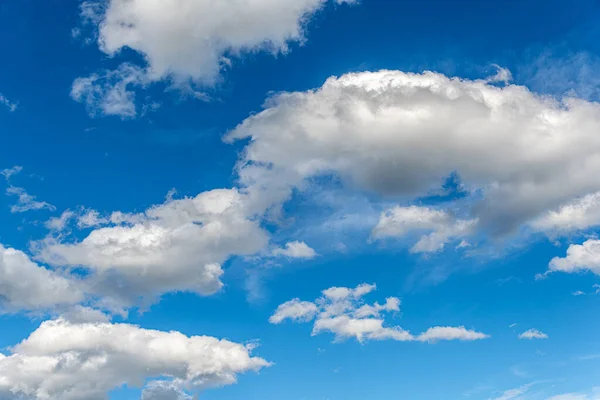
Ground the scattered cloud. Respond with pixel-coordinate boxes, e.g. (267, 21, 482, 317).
(270, 283, 488, 343)
(5, 186, 55, 213)
(548, 240, 600, 276)
(71, 63, 147, 118)
(0, 317, 270, 399)
(1, 165, 23, 180)
(0, 92, 17, 112)
(519, 329, 549, 340)
(371, 205, 476, 253)
(272, 241, 317, 259)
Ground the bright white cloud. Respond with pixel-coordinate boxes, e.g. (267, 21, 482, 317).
(269, 299, 319, 324)
(371, 205, 476, 253)
(0, 244, 84, 313)
(0, 317, 270, 400)
(272, 241, 317, 259)
(270, 283, 488, 343)
(34, 189, 269, 308)
(518, 329, 549, 340)
(416, 326, 489, 342)
(548, 239, 600, 275)
(226, 70, 600, 239)
(74, 0, 355, 116)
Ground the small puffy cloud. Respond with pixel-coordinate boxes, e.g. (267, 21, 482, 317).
(5, 186, 55, 213)
(0, 317, 270, 399)
(270, 283, 488, 344)
(0, 244, 84, 313)
(269, 299, 318, 324)
(74, 0, 355, 116)
(573, 290, 586, 296)
(272, 241, 317, 259)
(71, 63, 146, 118)
(34, 189, 269, 308)
(416, 326, 489, 343)
(0, 92, 17, 112)
(548, 239, 600, 275)
(371, 205, 476, 253)
(518, 329, 549, 340)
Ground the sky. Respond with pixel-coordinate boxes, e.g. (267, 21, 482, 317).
(1, 0, 600, 399)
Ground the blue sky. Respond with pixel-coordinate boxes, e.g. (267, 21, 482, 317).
(1, 0, 600, 399)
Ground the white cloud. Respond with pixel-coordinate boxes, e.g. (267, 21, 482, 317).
(71, 63, 147, 118)
(532, 192, 600, 232)
(272, 241, 317, 259)
(0, 317, 270, 400)
(270, 283, 488, 344)
(416, 326, 489, 342)
(5, 186, 55, 213)
(371, 205, 476, 253)
(74, 0, 355, 116)
(269, 299, 319, 324)
(34, 189, 269, 308)
(548, 239, 600, 275)
(519, 329, 549, 340)
(0, 92, 17, 112)
(0, 244, 84, 313)
(573, 290, 586, 296)
(45, 210, 76, 231)
(226, 69, 600, 239)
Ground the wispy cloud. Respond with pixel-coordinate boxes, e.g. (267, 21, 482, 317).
(0, 92, 18, 112)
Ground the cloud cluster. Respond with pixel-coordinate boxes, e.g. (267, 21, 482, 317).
(270, 283, 488, 343)
(0, 317, 270, 399)
(73, 0, 354, 116)
(227, 70, 600, 239)
(35, 189, 269, 309)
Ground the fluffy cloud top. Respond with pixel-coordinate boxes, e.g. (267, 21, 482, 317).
(73, 0, 354, 116)
(90, 0, 354, 83)
(371, 205, 476, 253)
(548, 239, 600, 275)
(0, 317, 270, 400)
(0, 244, 84, 313)
(270, 283, 488, 343)
(227, 70, 600, 238)
(34, 189, 269, 308)
(272, 241, 317, 259)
